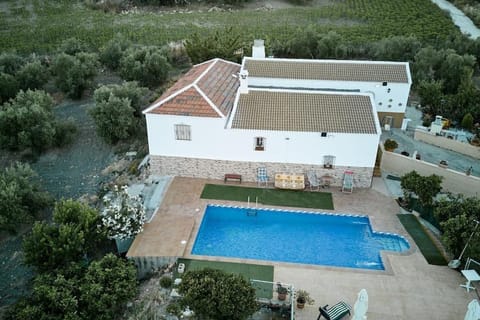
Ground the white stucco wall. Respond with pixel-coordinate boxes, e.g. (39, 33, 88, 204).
(145, 114, 380, 168)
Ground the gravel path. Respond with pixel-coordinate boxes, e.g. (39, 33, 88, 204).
(0, 99, 115, 310)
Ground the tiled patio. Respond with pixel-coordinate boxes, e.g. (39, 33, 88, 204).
(127, 176, 476, 319)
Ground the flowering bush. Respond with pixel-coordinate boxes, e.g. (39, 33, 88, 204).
(101, 185, 146, 240)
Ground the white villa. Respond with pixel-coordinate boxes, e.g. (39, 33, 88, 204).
(143, 40, 412, 188)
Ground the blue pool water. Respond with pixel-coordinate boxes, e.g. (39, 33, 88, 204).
(191, 205, 410, 270)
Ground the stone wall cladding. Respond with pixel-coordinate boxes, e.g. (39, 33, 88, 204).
(150, 155, 373, 188)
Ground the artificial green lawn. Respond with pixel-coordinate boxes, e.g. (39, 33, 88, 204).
(175, 258, 274, 299)
(397, 214, 447, 265)
(201, 184, 334, 210)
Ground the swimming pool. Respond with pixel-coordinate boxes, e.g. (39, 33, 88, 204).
(191, 205, 410, 270)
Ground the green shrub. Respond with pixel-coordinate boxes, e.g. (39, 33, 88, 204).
(100, 35, 132, 70)
(160, 276, 173, 288)
(84, 0, 128, 12)
(166, 302, 182, 316)
(178, 268, 257, 320)
(93, 81, 149, 116)
(383, 138, 398, 151)
(0, 72, 20, 103)
(0, 90, 56, 152)
(0, 53, 24, 75)
(120, 46, 170, 88)
(0, 162, 52, 233)
(17, 60, 50, 91)
(461, 112, 474, 130)
(89, 94, 136, 144)
(58, 37, 91, 55)
(51, 52, 99, 99)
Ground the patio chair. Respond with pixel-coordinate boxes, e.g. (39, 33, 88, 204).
(257, 167, 268, 187)
(306, 170, 320, 191)
(317, 301, 351, 320)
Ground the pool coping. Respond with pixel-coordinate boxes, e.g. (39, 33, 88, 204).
(189, 203, 414, 273)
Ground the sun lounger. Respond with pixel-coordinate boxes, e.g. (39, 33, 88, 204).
(317, 301, 351, 320)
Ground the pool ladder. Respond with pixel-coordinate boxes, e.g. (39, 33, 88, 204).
(247, 196, 258, 216)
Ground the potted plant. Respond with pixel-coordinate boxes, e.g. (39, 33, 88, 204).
(384, 138, 398, 152)
(277, 283, 288, 301)
(296, 289, 315, 309)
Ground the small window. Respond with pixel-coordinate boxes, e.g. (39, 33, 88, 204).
(254, 137, 265, 151)
(388, 104, 392, 108)
(378, 102, 383, 106)
(323, 155, 336, 169)
(388, 99, 393, 102)
(398, 103, 403, 106)
(174, 124, 191, 141)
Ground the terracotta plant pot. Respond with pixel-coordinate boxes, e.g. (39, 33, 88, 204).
(297, 298, 306, 309)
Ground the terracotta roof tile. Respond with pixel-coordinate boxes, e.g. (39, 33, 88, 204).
(244, 59, 409, 83)
(148, 87, 220, 118)
(145, 59, 240, 117)
(197, 60, 240, 116)
(231, 90, 378, 134)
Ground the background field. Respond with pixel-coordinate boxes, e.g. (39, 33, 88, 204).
(0, 0, 460, 53)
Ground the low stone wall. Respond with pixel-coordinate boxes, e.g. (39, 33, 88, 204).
(381, 148, 480, 197)
(128, 256, 176, 279)
(414, 129, 480, 159)
(150, 155, 374, 188)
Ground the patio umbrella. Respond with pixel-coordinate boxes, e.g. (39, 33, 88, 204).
(352, 289, 368, 320)
(464, 299, 480, 320)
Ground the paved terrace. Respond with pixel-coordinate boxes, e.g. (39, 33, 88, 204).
(127, 177, 475, 319)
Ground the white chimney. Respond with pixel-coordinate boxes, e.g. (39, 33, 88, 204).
(239, 70, 249, 94)
(252, 39, 265, 59)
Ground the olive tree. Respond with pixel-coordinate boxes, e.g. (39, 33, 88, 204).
(0, 89, 74, 153)
(178, 268, 257, 320)
(93, 81, 149, 116)
(0, 52, 24, 75)
(434, 195, 480, 259)
(79, 253, 137, 320)
(0, 162, 52, 233)
(369, 35, 421, 62)
(185, 28, 242, 64)
(100, 36, 131, 70)
(6, 254, 137, 320)
(17, 60, 49, 91)
(23, 200, 104, 273)
(51, 52, 99, 98)
(120, 46, 170, 88)
(400, 171, 443, 208)
(90, 81, 149, 144)
(0, 72, 19, 103)
(89, 94, 136, 144)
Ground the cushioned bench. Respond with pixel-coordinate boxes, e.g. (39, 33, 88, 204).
(274, 173, 305, 190)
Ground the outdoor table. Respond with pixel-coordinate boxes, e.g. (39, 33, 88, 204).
(460, 269, 480, 292)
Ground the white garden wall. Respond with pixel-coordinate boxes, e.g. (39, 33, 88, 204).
(381, 148, 480, 197)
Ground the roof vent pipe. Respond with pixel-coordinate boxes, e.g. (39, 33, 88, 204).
(252, 39, 265, 59)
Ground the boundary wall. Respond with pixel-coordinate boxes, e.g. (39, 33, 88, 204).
(414, 129, 480, 159)
(381, 147, 480, 197)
